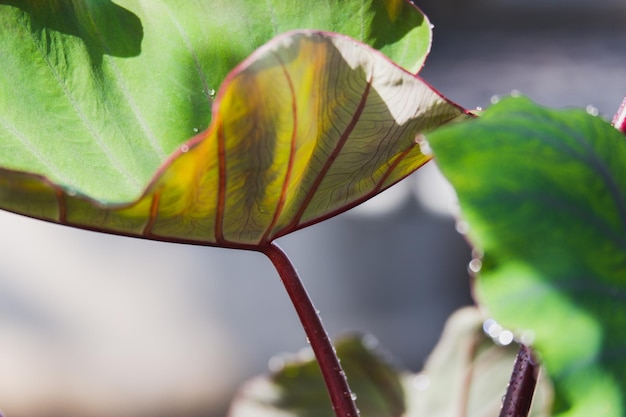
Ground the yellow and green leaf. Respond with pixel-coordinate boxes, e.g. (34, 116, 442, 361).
(0, 1, 467, 247)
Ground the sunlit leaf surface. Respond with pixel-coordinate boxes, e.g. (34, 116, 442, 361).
(0, 0, 430, 203)
(0, 25, 466, 247)
(428, 97, 626, 417)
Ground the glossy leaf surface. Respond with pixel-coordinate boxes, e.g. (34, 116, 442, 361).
(428, 97, 626, 417)
(0, 25, 466, 247)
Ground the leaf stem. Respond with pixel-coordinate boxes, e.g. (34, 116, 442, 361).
(261, 242, 359, 417)
(612, 97, 626, 134)
(499, 344, 538, 417)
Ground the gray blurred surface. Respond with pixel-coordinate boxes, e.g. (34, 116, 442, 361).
(1, 2, 626, 416)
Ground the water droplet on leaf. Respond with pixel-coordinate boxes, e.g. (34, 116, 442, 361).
(586, 105, 599, 116)
(497, 330, 514, 345)
(415, 134, 432, 155)
(268, 355, 285, 372)
(468, 258, 482, 273)
(180, 144, 189, 153)
(412, 373, 430, 391)
(455, 220, 469, 235)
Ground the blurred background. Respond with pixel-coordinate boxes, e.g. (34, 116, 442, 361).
(1, 1, 626, 416)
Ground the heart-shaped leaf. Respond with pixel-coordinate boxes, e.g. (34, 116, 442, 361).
(428, 97, 626, 417)
(0, 0, 430, 201)
(1, 12, 467, 247)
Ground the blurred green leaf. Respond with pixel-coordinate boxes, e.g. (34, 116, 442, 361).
(228, 308, 553, 417)
(428, 96, 626, 417)
(228, 335, 406, 417)
(407, 307, 552, 417)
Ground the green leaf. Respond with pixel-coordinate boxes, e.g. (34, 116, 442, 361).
(409, 307, 552, 417)
(228, 308, 553, 417)
(0, 15, 466, 246)
(0, 0, 430, 204)
(428, 96, 626, 417)
(229, 335, 406, 417)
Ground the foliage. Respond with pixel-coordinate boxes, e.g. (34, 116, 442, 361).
(428, 97, 626, 417)
(0, 0, 464, 247)
(0, 1, 624, 417)
(228, 308, 553, 417)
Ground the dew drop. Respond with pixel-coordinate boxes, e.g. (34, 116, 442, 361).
(192, 127, 200, 133)
(268, 355, 285, 372)
(490, 95, 500, 104)
(297, 347, 314, 361)
(209, 88, 216, 98)
(482, 318, 497, 335)
(412, 373, 430, 391)
(497, 330, 514, 346)
(67, 188, 77, 197)
(475, 106, 483, 112)
(519, 330, 535, 345)
(510, 89, 521, 97)
(415, 134, 432, 156)
(350, 392, 358, 401)
(484, 319, 503, 338)
(455, 220, 469, 235)
(586, 104, 599, 116)
(468, 258, 482, 273)
(361, 334, 379, 350)
(180, 144, 189, 153)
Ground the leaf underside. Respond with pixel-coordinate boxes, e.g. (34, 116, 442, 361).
(0, 0, 464, 247)
(0, 0, 430, 206)
(0, 18, 465, 247)
(428, 96, 626, 417)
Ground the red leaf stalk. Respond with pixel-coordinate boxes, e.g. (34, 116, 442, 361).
(499, 344, 538, 417)
(261, 242, 359, 417)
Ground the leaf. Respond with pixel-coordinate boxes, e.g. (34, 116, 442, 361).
(227, 308, 553, 417)
(0, 27, 467, 247)
(228, 335, 406, 417)
(428, 96, 626, 417)
(408, 307, 552, 417)
(0, 0, 430, 204)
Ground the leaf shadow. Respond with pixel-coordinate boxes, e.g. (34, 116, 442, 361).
(1, 0, 143, 61)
